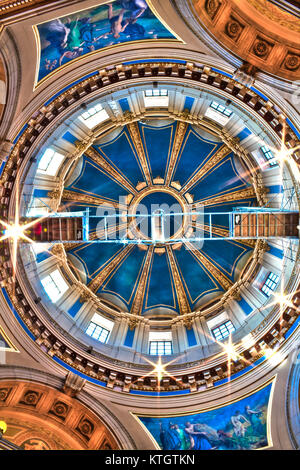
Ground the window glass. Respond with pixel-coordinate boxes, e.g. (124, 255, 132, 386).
(37, 149, 64, 176)
(211, 320, 235, 341)
(41, 269, 69, 303)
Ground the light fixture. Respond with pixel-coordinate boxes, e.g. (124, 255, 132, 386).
(0, 420, 7, 436)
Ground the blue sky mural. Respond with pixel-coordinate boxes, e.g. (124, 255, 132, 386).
(36, 0, 176, 82)
(137, 381, 273, 450)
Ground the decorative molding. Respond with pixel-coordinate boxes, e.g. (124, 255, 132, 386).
(166, 245, 190, 315)
(131, 246, 154, 315)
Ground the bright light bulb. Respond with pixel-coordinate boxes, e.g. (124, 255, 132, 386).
(275, 149, 288, 163)
(0, 420, 7, 434)
(5, 224, 24, 239)
(223, 343, 238, 361)
(153, 358, 165, 382)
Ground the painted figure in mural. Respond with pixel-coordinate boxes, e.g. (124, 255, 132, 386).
(173, 424, 190, 450)
(78, 18, 98, 52)
(106, 5, 128, 39)
(184, 422, 213, 450)
(217, 429, 235, 449)
(43, 18, 70, 49)
(37, 2, 175, 82)
(59, 17, 85, 66)
(118, 0, 148, 20)
(139, 383, 272, 451)
(159, 422, 181, 450)
(245, 405, 264, 432)
(45, 59, 58, 71)
(231, 410, 251, 437)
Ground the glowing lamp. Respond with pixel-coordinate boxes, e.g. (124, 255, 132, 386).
(0, 420, 7, 434)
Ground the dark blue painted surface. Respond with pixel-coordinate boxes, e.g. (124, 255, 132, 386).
(94, 129, 145, 187)
(145, 252, 177, 313)
(186, 326, 197, 347)
(33, 189, 49, 198)
(236, 127, 252, 141)
(238, 296, 253, 316)
(184, 96, 194, 112)
(67, 155, 128, 201)
(68, 298, 83, 318)
(101, 247, 146, 305)
(140, 122, 175, 179)
(268, 244, 283, 259)
(36, 252, 52, 264)
(173, 126, 223, 186)
(174, 247, 222, 306)
(119, 98, 130, 112)
(63, 131, 78, 145)
(124, 327, 135, 347)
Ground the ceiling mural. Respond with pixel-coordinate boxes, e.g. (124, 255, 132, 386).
(63, 121, 256, 316)
(35, 0, 178, 84)
(0, 326, 17, 353)
(136, 380, 274, 450)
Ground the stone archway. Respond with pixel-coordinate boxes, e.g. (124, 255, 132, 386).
(0, 379, 119, 450)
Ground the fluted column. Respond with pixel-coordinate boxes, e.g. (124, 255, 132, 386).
(141, 323, 150, 354)
(56, 284, 78, 311)
(108, 316, 128, 347)
(171, 323, 180, 354)
(71, 300, 95, 332)
(176, 320, 188, 352)
(224, 298, 246, 328)
(132, 321, 145, 353)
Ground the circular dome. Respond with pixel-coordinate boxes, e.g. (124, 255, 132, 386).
(2, 62, 299, 396)
(61, 120, 257, 318)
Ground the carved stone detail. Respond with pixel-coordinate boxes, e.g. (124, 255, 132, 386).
(19, 390, 41, 407)
(0, 387, 11, 402)
(204, 0, 221, 19)
(252, 37, 274, 59)
(225, 16, 244, 41)
(63, 372, 86, 398)
(49, 400, 69, 420)
(283, 53, 300, 71)
(76, 417, 94, 440)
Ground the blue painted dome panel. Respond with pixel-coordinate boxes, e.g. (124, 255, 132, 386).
(200, 240, 251, 282)
(100, 247, 147, 305)
(144, 252, 177, 312)
(174, 247, 223, 305)
(172, 127, 223, 186)
(67, 156, 128, 201)
(94, 129, 145, 187)
(191, 156, 250, 203)
(140, 123, 175, 179)
(68, 243, 124, 282)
